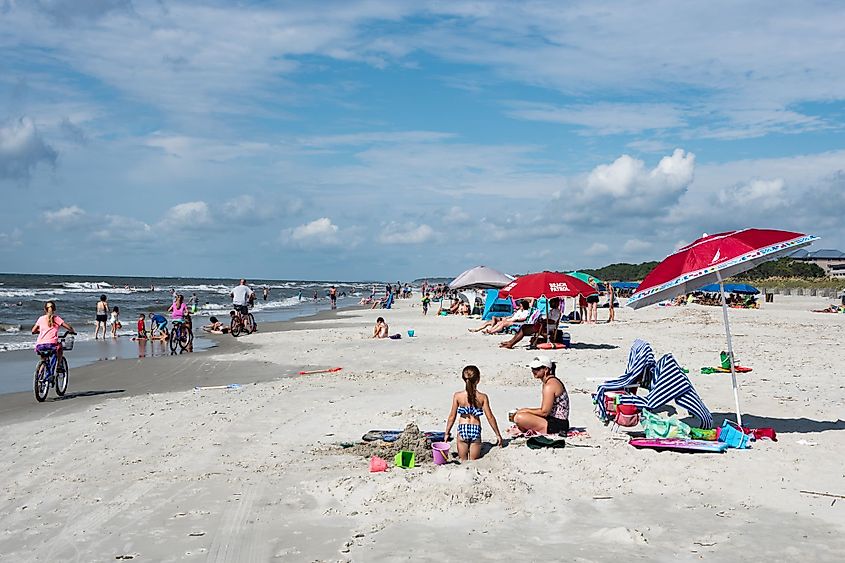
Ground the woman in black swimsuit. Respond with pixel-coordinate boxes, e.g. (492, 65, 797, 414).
(94, 294, 109, 340)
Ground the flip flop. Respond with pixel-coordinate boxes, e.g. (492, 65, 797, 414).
(526, 436, 566, 449)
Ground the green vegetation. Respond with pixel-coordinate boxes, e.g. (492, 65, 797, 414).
(579, 257, 843, 289)
(582, 262, 659, 282)
(733, 258, 825, 280)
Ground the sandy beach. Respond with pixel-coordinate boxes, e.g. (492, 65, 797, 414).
(1, 295, 844, 561)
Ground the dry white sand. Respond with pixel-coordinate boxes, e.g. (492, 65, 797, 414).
(1, 295, 844, 561)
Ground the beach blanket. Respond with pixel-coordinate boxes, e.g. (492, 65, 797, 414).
(505, 425, 589, 439)
(362, 430, 444, 443)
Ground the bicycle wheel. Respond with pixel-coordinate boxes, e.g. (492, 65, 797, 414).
(55, 357, 69, 396)
(243, 314, 255, 334)
(230, 317, 241, 337)
(169, 327, 180, 353)
(179, 326, 192, 350)
(34, 361, 49, 402)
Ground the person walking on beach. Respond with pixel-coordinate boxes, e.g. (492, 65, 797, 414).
(94, 294, 109, 339)
(444, 365, 503, 461)
(32, 301, 76, 372)
(422, 292, 431, 315)
(607, 282, 615, 323)
(329, 286, 337, 309)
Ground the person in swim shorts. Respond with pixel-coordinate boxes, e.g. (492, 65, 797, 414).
(95, 294, 109, 339)
(444, 365, 503, 461)
(148, 312, 168, 339)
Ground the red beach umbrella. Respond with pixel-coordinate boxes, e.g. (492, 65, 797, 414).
(627, 228, 819, 425)
(498, 271, 596, 299)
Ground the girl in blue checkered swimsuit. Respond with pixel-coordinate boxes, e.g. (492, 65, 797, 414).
(444, 365, 503, 461)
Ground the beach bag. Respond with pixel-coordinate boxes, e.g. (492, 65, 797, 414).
(640, 411, 691, 439)
(613, 404, 640, 427)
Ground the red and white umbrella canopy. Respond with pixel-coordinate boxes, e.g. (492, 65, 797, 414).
(628, 229, 818, 310)
(499, 271, 596, 299)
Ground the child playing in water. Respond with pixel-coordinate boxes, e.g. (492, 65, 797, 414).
(444, 365, 503, 461)
(110, 306, 122, 338)
(135, 313, 146, 339)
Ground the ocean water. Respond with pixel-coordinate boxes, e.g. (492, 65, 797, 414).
(0, 274, 377, 352)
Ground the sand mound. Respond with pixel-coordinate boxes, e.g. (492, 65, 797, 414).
(338, 422, 434, 463)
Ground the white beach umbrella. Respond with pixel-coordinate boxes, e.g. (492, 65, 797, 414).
(449, 265, 513, 290)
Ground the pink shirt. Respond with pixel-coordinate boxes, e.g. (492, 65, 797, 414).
(169, 302, 188, 320)
(35, 314, 64, 345)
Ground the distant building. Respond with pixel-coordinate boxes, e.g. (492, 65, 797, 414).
(790, 249, 845, 277)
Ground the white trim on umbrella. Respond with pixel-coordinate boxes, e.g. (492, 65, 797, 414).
(627, 234, 818, 309)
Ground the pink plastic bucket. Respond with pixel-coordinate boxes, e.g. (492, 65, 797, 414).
(431, 441, 450, 465)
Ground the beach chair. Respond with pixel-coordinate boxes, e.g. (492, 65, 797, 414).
(615, 353, 714, 429)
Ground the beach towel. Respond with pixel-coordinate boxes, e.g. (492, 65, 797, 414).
(616, 353, 714, 429)
(594, 339, 655, 421)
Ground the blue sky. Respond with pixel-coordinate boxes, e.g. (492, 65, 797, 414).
(1, 0, 844, 280)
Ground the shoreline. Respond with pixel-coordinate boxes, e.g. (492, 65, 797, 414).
(0, 305, 366, 423)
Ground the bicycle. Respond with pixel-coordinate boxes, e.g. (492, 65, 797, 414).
(230, 307, 255, 337)
(34, 332, 74, 402)
(168, 318, 194, 353)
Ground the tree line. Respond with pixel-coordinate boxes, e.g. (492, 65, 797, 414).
(582, 258, 825, 281)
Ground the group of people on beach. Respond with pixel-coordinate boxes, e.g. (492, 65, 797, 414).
(443, 356, 568, 461)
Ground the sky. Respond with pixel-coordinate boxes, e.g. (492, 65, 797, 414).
(1, 0, 844, 281)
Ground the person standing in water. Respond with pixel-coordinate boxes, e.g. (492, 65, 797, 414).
(263, 286, 269, 301)
(94, 294, 109, 339)
(329, 286, 337, 309)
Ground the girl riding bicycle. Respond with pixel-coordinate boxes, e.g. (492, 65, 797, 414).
(31, 301, 76, 369)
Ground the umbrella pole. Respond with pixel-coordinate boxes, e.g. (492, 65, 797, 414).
(716, 270, 743, 427)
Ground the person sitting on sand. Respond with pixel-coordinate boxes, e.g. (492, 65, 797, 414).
(444, 365, 503, 460)
(512, 355, 569, 435)
(457, 301, 470, 315)
(202, 316, 230, 334)
(499, 298, 561, 349)
(468, 300, 531, 334)
(372, 317, 389, 338)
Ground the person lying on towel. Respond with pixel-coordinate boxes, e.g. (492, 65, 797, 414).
(595, 339, 713, 429)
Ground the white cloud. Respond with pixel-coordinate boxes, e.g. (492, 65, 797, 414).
(560, 149, 695, 222)
(43, 205, 87, 226)
(622, 239, 652, 253)
(378, 222, 435, 245)
(162, 201, 212, 227)
(718, 178, 787, 211)
(221, 194, 277, 222)
(280, 217, 344, 248)
(0, 117, 58, 182)
(584, 242, 609, 256)
(298, 131, 455, 148)
(506, 102, 686, 135)
(0, 227, 23, 249)
(443, 206, 471, 225)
